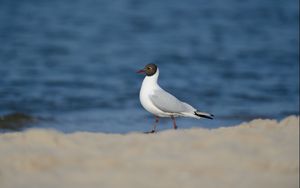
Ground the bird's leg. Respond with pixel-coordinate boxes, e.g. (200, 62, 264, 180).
(152, 116, 159, 132)
(171, 116, 178, 130)
(145, 116, 159, 134)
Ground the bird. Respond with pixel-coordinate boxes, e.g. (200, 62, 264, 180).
(137, 63, 214, 133)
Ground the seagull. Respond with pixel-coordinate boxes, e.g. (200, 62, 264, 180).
(137, 63, 214, 133)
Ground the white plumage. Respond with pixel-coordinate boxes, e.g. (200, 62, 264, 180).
(138, 64, 213, 132)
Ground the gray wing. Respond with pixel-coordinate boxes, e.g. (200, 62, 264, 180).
(150, 89, 195, 113)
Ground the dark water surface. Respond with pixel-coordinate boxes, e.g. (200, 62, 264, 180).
(0, 0, 299, 133)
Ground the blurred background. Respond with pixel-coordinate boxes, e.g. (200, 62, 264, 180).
(0, 0, 299, 133)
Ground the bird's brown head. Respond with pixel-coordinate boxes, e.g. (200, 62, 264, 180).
(137, 64, 158, 76)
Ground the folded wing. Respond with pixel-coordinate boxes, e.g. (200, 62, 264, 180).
(150, 89, 195, 113)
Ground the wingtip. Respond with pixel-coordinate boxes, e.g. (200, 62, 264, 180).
(194, 111, 214, 120)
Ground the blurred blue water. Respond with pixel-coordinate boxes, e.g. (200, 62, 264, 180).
(0, 0, 299, 133)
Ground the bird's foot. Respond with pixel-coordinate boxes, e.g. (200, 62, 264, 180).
(144, 130, 157, 134)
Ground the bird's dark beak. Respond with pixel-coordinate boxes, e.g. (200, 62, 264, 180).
(137, 69, 145, 74)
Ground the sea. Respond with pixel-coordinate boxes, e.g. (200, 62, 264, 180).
(0, 0, 299, 133)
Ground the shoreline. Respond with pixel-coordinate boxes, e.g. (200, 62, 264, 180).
(0, 116, 299, 188)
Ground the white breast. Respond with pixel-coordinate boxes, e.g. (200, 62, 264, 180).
(139, 69, 169, 117)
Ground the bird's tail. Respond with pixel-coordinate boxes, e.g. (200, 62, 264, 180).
(194, 111, 214, 120)
(180, 102, 214, 120)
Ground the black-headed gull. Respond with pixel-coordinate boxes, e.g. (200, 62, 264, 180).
(137, 63, 214, 133)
